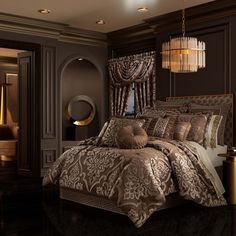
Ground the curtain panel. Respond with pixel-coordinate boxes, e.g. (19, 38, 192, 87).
(108, 51, 156, 116)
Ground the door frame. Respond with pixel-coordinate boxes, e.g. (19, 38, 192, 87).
(0, 39, 41, 177)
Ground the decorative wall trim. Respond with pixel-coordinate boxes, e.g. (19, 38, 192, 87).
(107, 23, 154, 46)
(42, 149, 57, 169)
(42, 46, 57, 139)
(0, 13, 107, 47)
(59, 27, 107, 47)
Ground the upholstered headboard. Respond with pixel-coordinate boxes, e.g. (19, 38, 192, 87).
(166, 94, 233, 147)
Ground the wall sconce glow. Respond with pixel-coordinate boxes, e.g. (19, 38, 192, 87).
(96, 19, 105, 25)
(38, 9, 51, 14)
(137, 7, 148, 12)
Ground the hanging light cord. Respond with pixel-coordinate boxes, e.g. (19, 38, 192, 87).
(182, 8, 185, 37)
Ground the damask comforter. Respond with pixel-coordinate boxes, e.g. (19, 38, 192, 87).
(43, 137, 226, 228)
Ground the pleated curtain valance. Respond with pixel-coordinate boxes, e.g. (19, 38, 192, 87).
(108, 51, 156, 116)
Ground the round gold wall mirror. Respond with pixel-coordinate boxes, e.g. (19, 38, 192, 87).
(66, 95, 96, 126)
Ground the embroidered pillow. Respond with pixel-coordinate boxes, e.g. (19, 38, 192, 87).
(177, 114, 208, 145)
(99, 117, 145, 147)
(116, 125, 148, 149)
(174, 121, 191, 141)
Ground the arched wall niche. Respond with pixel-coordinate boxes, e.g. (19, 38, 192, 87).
(61, 56, 103, 141)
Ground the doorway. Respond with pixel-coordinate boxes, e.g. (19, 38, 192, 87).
(0, 39, 41, 177)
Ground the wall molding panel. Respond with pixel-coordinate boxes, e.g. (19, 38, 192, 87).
(42, 46, 57, 139)
(41, 149, 57, 175)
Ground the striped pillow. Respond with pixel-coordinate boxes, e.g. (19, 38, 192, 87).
(189, 103, 230, 145)
(143, 116, 176, 139)
(204, 115, 223, 148)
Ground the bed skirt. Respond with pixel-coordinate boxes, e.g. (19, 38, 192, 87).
(60, 187, 188, 215)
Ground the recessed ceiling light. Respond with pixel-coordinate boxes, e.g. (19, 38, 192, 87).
(137, 7, 148, 13)
(78, 58, 83, 61)
(96, 19, 105, 25)
(38, 9, 51, 14)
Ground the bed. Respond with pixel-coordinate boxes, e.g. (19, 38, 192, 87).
(43, 94, 233, 228)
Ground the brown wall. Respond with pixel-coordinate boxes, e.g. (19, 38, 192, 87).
(62, 59, 102, 140)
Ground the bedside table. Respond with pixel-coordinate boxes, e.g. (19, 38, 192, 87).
(218, 153, 236, 204)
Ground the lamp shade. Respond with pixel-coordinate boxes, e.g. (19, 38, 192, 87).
(162, 36, 206, 73)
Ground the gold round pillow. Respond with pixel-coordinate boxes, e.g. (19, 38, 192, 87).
(116, 125, 148, 149)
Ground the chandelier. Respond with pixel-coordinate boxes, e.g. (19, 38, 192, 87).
(161, 6, 206, 73)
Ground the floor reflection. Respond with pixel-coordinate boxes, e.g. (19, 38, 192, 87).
(42, 199, 232, 236)
(0, 181, 234, 236)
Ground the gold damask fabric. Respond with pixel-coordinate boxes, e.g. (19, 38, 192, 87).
(43, 138, 226, 228)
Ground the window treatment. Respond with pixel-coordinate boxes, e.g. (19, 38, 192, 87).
(108, 51, 156, 116)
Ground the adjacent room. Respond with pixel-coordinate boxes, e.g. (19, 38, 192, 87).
(0, 0, 235, 235)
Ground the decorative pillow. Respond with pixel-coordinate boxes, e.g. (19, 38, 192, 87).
(177, 114, 208, 145)
(137, 106, 181, 119)
(142, 115, 177, 139)
(204, 115, 223, 148)
(99, 117, 145, 147)
(116, 125, 148, 149)
(136, 106, 166, 118)
(189, 103, 230, 145)
(174, 121, 191, 141)
(154, 100, 189, 113)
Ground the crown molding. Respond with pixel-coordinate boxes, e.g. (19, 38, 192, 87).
(59, 27, 107, 47)
(0, 13, 107, 47)
(107, 23, 154, 46)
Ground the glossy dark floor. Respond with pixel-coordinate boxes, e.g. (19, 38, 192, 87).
(0, 160, 235, 236)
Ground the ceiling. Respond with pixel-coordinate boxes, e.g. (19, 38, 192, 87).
(1, 0, 215, 33)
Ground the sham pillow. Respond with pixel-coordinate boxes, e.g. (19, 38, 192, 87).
(154, 100, 189, 113)
(142, 115, 177, 139)
(136, 106, 166, 118)
(116, 125, 148, 149)
(137, 106, 180, 119)
(99, 117, 145, 147)
(173, 121, 191, 141)
(204, 115, 223, 148)
(177, 114, 208, 145)
(189, 103, 230, 145)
